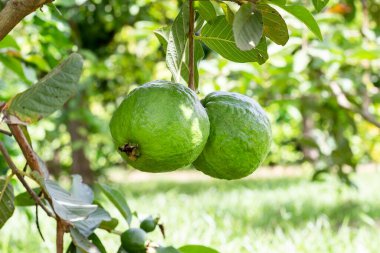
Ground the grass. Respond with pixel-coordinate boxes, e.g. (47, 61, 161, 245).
(1, 170, 380, 253)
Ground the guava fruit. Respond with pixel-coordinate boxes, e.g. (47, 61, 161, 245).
(110, 80, 210, 172)
(193, 91, 272, 180)
(121, 228, 147, 253)
(140, 215, 159, 232)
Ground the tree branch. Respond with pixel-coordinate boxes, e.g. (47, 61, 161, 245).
(330, 82, 380, 128)
(0, 0, 53, 41)
(7, 123, 43, 175)
(0, 142, 55, 218)
(188, 0, 195, 91)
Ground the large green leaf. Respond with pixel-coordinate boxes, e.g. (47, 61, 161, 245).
(74, 208, 111, 237)
(199, 16, 268, 63)
(233, 3, 263, 51)
(257, 4, 289, 46)
(195, 0, 217, 22)
(7, 53, 83, 123)
(70, 228, 100, 253)
(0, 179, 14, 229)
(273, 4, 322, 40)
(179, 245, 219, 253)
(312, 0, 329, 12)
(166, 3, 204, 88)
(98, 184, 132, 225)
(45, 179, 97, 222)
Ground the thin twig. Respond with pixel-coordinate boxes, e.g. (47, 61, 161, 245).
(0, 129, 12, 136)
(188, 0, 195, 91)
(36, 204, 46, 241)
(0, 142, 56, 218)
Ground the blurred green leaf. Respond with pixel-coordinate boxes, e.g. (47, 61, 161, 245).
(273, 4, 322, 40)
(179, 245, 219, 253)
(0, 35, 20, 50)
(157, 246, 181, 253)
(0, 54, 28, 82)
(14, 188, 41, 206)
(98, 218, 119, 231)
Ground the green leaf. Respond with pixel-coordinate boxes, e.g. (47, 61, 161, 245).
(25, 55, 51, 72)
(0, 35, 20, 50)
(199, 16, 268, 64)
(233, 3, 263, 51)
(14, 187, 41, 206)
(74, 208, 111, 237)
(98, 184, 132, 225)
(7, 53, 83, 123)
(70, 228, 100, 253)
(0, 179, 14, 229)
(257, 4, 289, 46)
(220, 3, 235, 25)
(195, 0, 217, 22)
(154, 27, 171, 52)
(45, 179, 97, 222)
(312, 0, 329, 12)
(179, 245, 220, 253)
(268, 0, 287, 5)
(88, 234, 107, 253)
(98, 217, 119, 231)
(166, 3, 204, 88)
(157, 246, 181, 253)
(71, 175, 94, 204)
(273, 4, 322, 40)
(0, 54, 28, 82)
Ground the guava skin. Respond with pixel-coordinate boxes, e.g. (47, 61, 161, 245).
(120, 228, 147, 253)
(110, 80, 210, 172)
(193, 91, 272, 180)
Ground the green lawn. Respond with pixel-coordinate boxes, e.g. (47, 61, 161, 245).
(1, 170, 380, 253)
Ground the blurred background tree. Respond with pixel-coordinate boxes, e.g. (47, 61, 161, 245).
(0, 0, 379, 185)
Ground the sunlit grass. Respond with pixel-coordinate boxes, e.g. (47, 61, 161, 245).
(1, 170, 380, 253)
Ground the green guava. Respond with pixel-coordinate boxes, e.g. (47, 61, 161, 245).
(193, 91, 272, 180)
(140, 215, 159, 233)
(120, 228, 147, 253)
(110, 80, 210, 172)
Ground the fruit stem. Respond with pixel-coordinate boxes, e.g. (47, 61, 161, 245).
(119, 143, 139, 161)
(188, 0, 195, 91)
